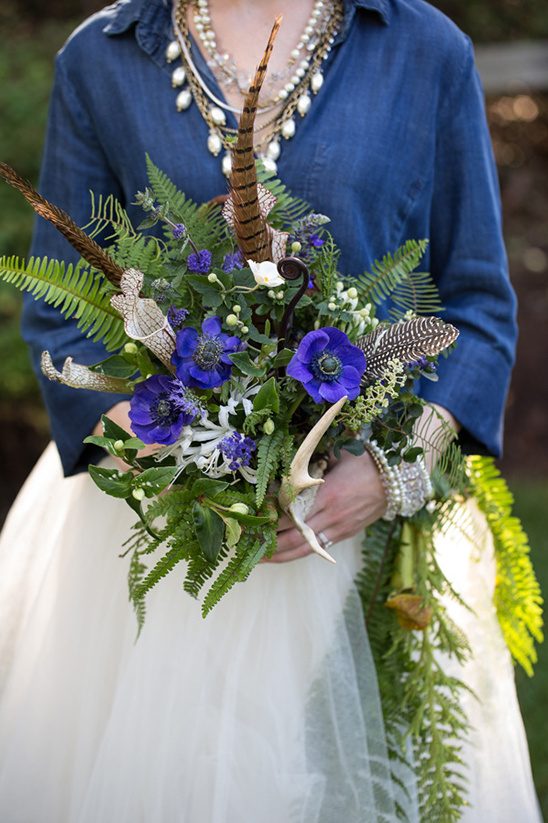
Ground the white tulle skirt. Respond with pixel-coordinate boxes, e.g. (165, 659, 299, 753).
(0, 444, 542, 822)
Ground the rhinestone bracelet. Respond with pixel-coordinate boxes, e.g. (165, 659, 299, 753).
(364, 440, 433, 520)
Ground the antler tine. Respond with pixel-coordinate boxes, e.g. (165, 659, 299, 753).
(278, 395, 347, 563)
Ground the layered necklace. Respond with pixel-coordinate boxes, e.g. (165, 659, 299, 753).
(166, 0, 343, 176)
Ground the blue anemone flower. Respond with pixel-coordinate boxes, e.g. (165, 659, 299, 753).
(129, 374, 199, 445)
(172, 316, 244, 390)
(286, 327, 366, 403)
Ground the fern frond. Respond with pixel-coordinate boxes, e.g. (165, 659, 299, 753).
(255, 428, 285, 507)
(145, 156, 227, 245)
(0, 255, 126, 350)
(316, 233, 340, 299)
(388, 270, 443, 319)
(354, 240, 429, 310)
(201, 526, 275, 617)
(85, 192, 136, 242)
(467, 456, 543, 675)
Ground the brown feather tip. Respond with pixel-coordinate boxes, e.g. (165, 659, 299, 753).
(0, 160, 124, 288)
(228, 17, 283, 263)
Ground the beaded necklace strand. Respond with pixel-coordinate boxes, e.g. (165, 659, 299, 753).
(166, 0, 343, 176)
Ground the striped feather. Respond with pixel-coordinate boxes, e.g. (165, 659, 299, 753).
(0, 161, 125, 287)
(228, 17, 282, 262)
(357, 316, 459, 382)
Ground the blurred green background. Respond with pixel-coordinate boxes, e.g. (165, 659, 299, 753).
(0, 0, 547, 816)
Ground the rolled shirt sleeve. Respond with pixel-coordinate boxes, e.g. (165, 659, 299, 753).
(417, 39, 517, 457)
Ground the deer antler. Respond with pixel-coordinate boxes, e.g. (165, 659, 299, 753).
(278, 395, 347, 563)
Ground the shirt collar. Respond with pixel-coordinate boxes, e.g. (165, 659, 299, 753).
(102, 0, 169, 36)
(102, 0, 390, 37)
(347, 0, 390, 25)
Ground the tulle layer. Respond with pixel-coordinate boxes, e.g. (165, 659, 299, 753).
(0, 444, 417, 823)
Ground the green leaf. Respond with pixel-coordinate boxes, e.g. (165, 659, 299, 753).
(192, 502, 225, 563)
(224, 517, 242, 548)
(253, 376, 280, 413)
(89, 354, 137, 379)
(269, 348, 294, 369)
(136, 466, 179, 496)
(99, 414, 133, 440)
(191, 478, 229, 497)
(247, 325, 274, 345)
(228, 351, 266, 378)
(88, 464, 133, 498)
(226, 512, 271, 526)
(402, 446, 423, 462)
(333, 436, 365, 459)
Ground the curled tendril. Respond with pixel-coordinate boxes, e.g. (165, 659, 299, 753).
(277, 256, 310, 347)
(277, 256, 309, 282)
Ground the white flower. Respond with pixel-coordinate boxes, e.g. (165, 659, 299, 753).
(226, 375, 261, 417)
(247, 259, 285, 288)
(160, 407, 257, 483)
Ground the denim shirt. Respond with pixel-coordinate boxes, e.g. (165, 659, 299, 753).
(21, 0, 517, 475)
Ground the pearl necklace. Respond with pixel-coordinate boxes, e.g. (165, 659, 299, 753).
(193, 0, 335, 105)
(166, 0, 343, 177)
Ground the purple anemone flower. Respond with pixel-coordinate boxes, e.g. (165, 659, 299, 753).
(287, 327, 366, 404)
(171, 315, 244, 390)
(129, 374, 199, 445)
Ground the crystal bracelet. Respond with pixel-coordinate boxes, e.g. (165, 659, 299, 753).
(364, 439, 433, 520)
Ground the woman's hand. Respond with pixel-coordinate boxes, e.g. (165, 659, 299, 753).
(266, 449, 388, 564)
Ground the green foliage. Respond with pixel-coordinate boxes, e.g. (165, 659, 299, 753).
(0, 255, 126, 350)
(467, 456, 544, 675)
(255, 428, 285, 507)
(353, 240, 431, 312)
(357, 517, 472, 823)
(201, 526, 275, 617)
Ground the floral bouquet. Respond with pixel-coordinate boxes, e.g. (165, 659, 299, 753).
(0, 26, 542, 821)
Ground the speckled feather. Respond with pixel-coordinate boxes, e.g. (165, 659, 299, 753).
(357, 316, 459, 382)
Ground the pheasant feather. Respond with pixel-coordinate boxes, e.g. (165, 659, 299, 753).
(0, 161, 125, 287)
(228, 17, 282, 262)
(357, 316, 459, 382)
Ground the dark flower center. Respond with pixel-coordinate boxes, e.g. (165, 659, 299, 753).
(194, 335, 223, 371)
(311, 350, 343, 382)
(151, 394, 180, 426)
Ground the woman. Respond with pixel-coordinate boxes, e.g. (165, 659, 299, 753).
(0, 0, 541, 820)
